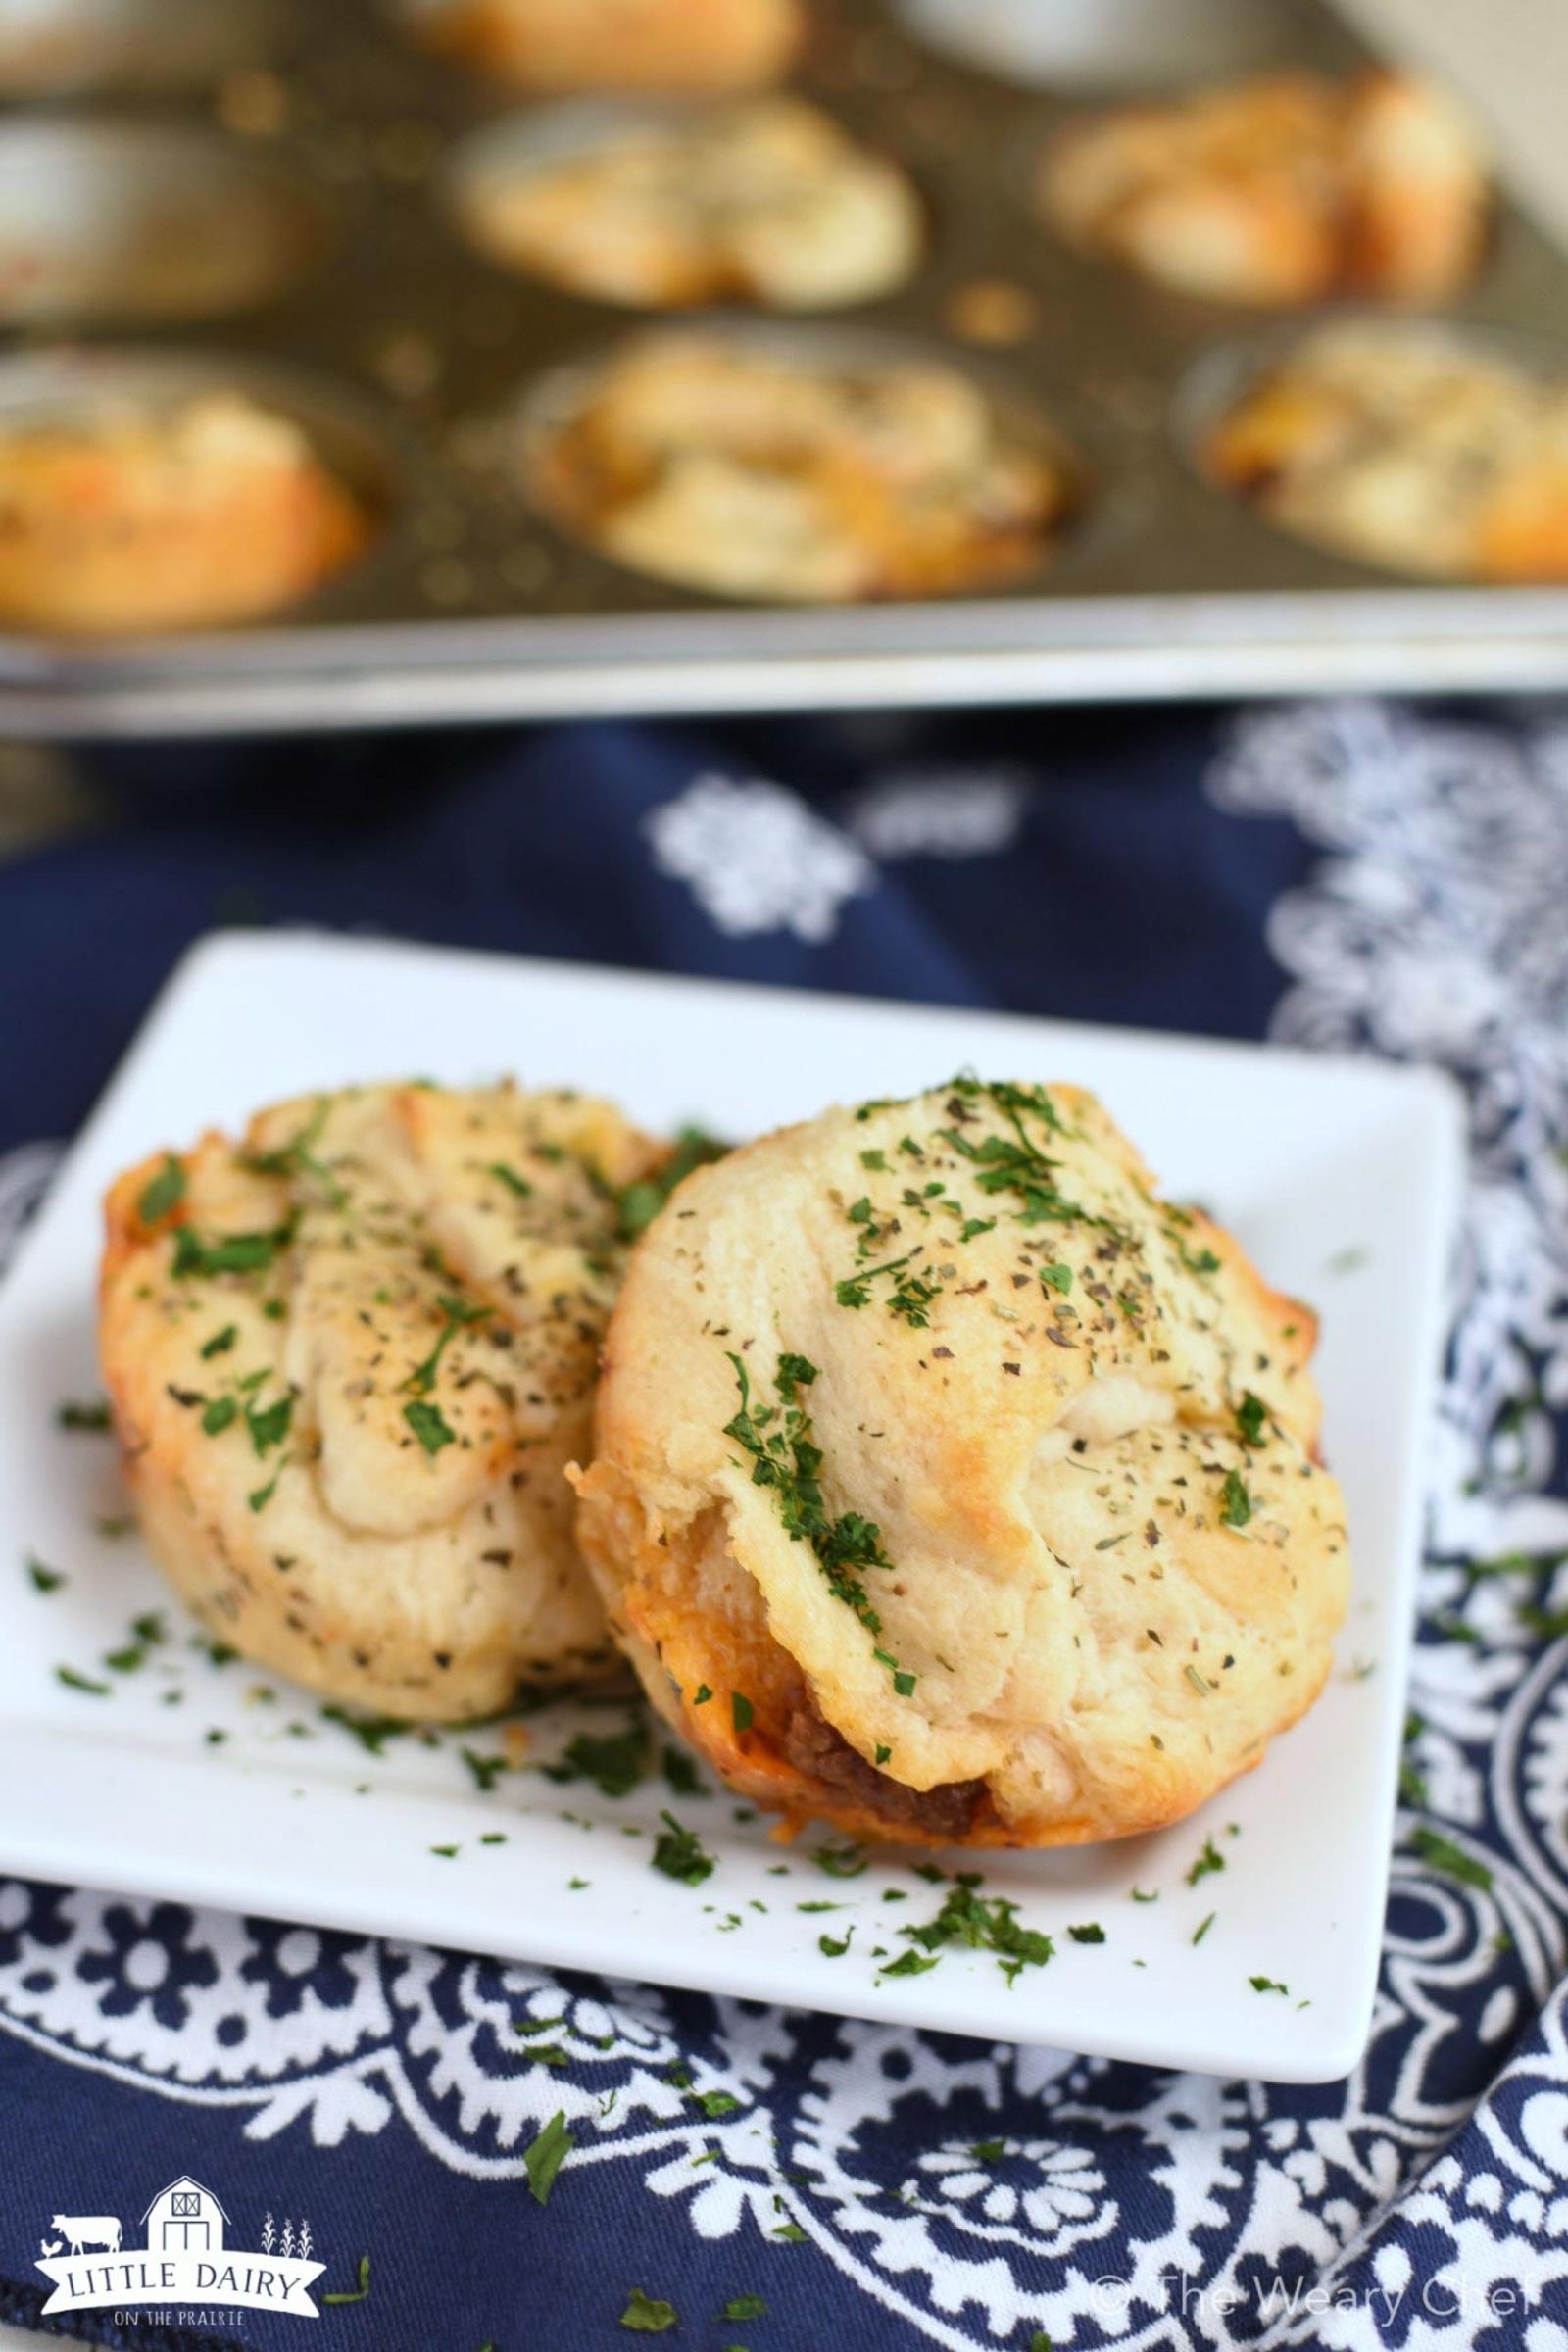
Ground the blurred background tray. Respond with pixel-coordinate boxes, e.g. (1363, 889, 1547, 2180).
(0, 0, 1564, 733)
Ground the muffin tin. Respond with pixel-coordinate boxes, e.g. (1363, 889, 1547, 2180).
(0, 0, 1564, 733)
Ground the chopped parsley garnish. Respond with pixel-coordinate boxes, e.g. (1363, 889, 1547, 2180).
(246, 1393, 293, 1456)
(617, 1128, 727, 1240)
(1219, 1468, 1253, 1529)
(200, 1324, 238, 1360)
(461, 1746, 509, 1793)
(814, 1843, 869, 1879)
(57, 1664, 110, 1696)
(725, 1354, 912, 1693)
(1193, 1912, 1216, 1946)
(899, 1880, 1054, 1984)
(1041, 1261, 1073, 1295)
(1067, 1922, 1105, 1945)
(320, 2254, 371, 2306)
(693, 1684, 712, 1706)
(488, 1161, 533, 1199)
(26, 1557, 65, 1593)
(1235, 1391, 1268, 1447)
(818, 1930, 853, 1958)
(880, 1948, 940, 1978)
(1411, 1826, 1493, 1890)
(138, 1155, 186, 1223)
(406, 1293, 490, 1398)
(652, 1810, 713, 1886)
(543, 1723, 650, 1798)
(937, 1080, 1106, 1236)
(404, 1399, 456, 1455)
(1178, 1241, 1221, 1277)
(1186, 1837, 1226, 1886)
(523, 2111, 573, 2207)
(619, 2288, 677, 2332)
(321, 1703, 410, 1755)
(241, 1099, 347, 1205)
(731, 1692, 754, 1734)
(105, 1614, 164, 1674)
(691, 2090, 739, 2119)
(662, 1744, 702, 1796)
(1249, 1975, 1288, 1995)
(57, 1398, 111, 1432)
(172, 1222, 293, 1281)
(834, 1254, 941, 1326)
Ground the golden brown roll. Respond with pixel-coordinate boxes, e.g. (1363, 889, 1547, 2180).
(0, 392, 369, 637)
(527, 331, 1074, 602)
(1202, 322, 1568, 583)
(458, 99, 921, 312)
(573, 1079, 1350, 1846)
(101, 1082, 665, 1719)
(1041, 69, 1489, 308)
(416, 0, 803, 94)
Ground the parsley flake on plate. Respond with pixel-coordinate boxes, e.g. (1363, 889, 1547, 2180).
(57, 1398, 111, 1432)
(652, 1810, 713, 1886)
(1186, 1837, 1226, 1886)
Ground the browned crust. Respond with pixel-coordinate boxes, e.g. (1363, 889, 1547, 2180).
(571, 1455, 1332, 1849)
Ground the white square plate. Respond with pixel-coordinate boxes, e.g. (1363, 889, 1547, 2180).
(0, 933, 1462, 2082)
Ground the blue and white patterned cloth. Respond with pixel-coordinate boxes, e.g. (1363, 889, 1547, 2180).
(1, 698, 1566, 2351)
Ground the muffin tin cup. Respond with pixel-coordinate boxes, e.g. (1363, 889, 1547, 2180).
(506, 313, 1100, 601)
(0, 344, 413, 633)
(0, 0, 1561, 730)
(0, 0, 283, 97)
(892, 0, 1315, 95)
(0, 118, 324, 325)
(1172, 311, 1568, 584)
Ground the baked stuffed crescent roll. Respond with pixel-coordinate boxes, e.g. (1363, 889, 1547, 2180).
(572, 1079, 1350, 1845)
(1041, 69, 1489, 309)
(416, 0, 803, 94)
(0, 392, 369, 637)
(101, 1082, 664, 1718)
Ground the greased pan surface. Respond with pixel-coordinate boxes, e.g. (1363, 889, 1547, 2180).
(0, 0, 1564, 732)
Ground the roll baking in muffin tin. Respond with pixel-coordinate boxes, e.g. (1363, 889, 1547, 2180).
(0, 0, 1565, 733)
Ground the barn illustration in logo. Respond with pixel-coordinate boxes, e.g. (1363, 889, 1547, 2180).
(143, 2176, 227, 2253)
(36, 2173, 325, 2319)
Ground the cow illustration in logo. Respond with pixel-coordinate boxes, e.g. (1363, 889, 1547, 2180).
(37, 2174, 326, 2320)
(50, 2215, 121, 2257)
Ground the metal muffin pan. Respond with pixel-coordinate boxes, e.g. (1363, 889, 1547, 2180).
(0, 0, 283, 98)
(0, 0, 1563, 733)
